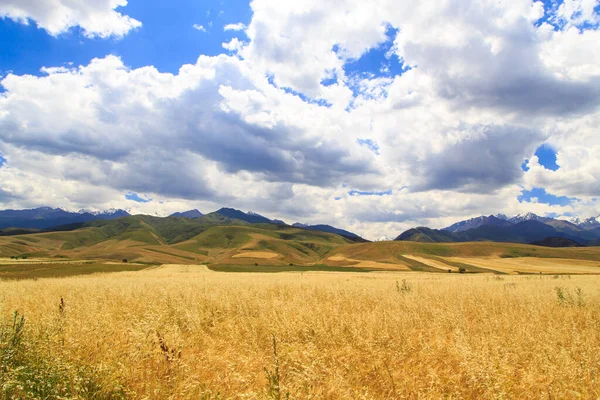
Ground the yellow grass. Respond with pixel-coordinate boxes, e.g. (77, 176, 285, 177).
(446, 256, 600, 274)
(402, 255, 459, 272)
(232, 251, 280, 259)
(1, 266, 599, 398)
(326, 255, 409, 270)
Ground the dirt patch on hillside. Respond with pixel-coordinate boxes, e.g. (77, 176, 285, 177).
(403, 255, 459, 272)
(444, 257, 600, 274)
(233, 251, 280, 259)
(326, 255, 409, 270)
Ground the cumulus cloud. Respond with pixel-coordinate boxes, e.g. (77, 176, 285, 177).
(0, 0, 141, 38)
(193, 24, 207, 32)
(222, 37, 244, 52)
(1, 0, 600, 239)
(0, 55, 377, 198)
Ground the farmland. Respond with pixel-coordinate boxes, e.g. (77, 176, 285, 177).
(1, 223, 600, 398)
(1, 266, 599, 398)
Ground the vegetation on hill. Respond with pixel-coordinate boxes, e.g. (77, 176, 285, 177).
(530, 236, 586, 248)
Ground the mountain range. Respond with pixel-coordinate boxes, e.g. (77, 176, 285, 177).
(0, 207, 130, 230)
(2, 207, 600, 246)
(0, 206, 366, 242)
(397, 213, 600, 246)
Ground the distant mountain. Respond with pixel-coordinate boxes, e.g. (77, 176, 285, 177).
(396, 220, 591, 245)
(397, 227, 456, 243)
(570, 215, 600, 230)
(169, 209, 203, 219)
(509, 212, 550, 224)
(375, 235, 392, 241)
(248, 211, 286, 225)
(0, 207, 130, 230)
(214, 208, 276, 224)
(399, 210, 600, 245)
(444, 215, 512, 232)
(530, 237, 585, 248)
(292, 223, 367, 242)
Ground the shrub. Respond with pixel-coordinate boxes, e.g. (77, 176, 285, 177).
(396, 279, 412, 293)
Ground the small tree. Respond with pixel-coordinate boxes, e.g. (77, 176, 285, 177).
(122, 258, 128, 263)
(459, 267, 466, 274)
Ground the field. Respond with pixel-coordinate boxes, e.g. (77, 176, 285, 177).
(1, 224, 600, 397)
(1, 266, 599, 398)
(2, 221, 600, 275)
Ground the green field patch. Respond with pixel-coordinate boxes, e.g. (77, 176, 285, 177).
(0, 263, 148, 280)
(397, 256, 444, 272)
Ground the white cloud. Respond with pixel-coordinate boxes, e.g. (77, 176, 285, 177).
(193, 24, 207, 32)
(554, 0, 600, 27)
(224, 22, 246, 31)
(0, 0, 141, 38)
(222, 38, 244, 52)
(1, 0, 600, 239)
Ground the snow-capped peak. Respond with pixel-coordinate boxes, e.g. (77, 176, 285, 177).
(572, 215, 600, 229)
(77, 208, 128, 216)
(509, 212, 546, 223)
(375, 235, 392, 241)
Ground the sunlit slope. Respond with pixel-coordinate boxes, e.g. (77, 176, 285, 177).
(1, 218, 600, 274)
(173, 224, 353, 265)
(324, 241, 600, 274)
(0, 218, 355, 266)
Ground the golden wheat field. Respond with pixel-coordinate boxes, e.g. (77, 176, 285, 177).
(1, 265, 600, 399)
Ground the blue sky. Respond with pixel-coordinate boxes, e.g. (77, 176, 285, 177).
(0, 0, 252, 77)
(0, 0, 599, 239)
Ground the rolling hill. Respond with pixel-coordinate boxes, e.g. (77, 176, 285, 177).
(1, 214, 600, 277)
(0, 214, 356, 266)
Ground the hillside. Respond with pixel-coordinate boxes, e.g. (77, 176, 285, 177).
(324, 240, 600, 274)
(0, 212, 599, 277)
(292, 223, 367, 242)
(530, 237, 585, 248)
(0, 214, 355, 267)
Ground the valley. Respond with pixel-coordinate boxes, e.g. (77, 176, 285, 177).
(1, 213, 600, 279)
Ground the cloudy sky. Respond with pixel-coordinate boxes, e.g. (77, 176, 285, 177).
(0, 0, 599, 239)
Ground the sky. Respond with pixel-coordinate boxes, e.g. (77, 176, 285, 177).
(0, 0, 599, 240)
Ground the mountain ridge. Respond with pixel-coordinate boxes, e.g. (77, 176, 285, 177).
(0, 207, 130, 230)
(400, 217, 600, 246)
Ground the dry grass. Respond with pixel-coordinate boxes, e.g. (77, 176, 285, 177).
(402, 255, 459, 272)
(232, 251, 280, 259)
(445, 256, 600, 274)
(1, 266, 600, 398)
